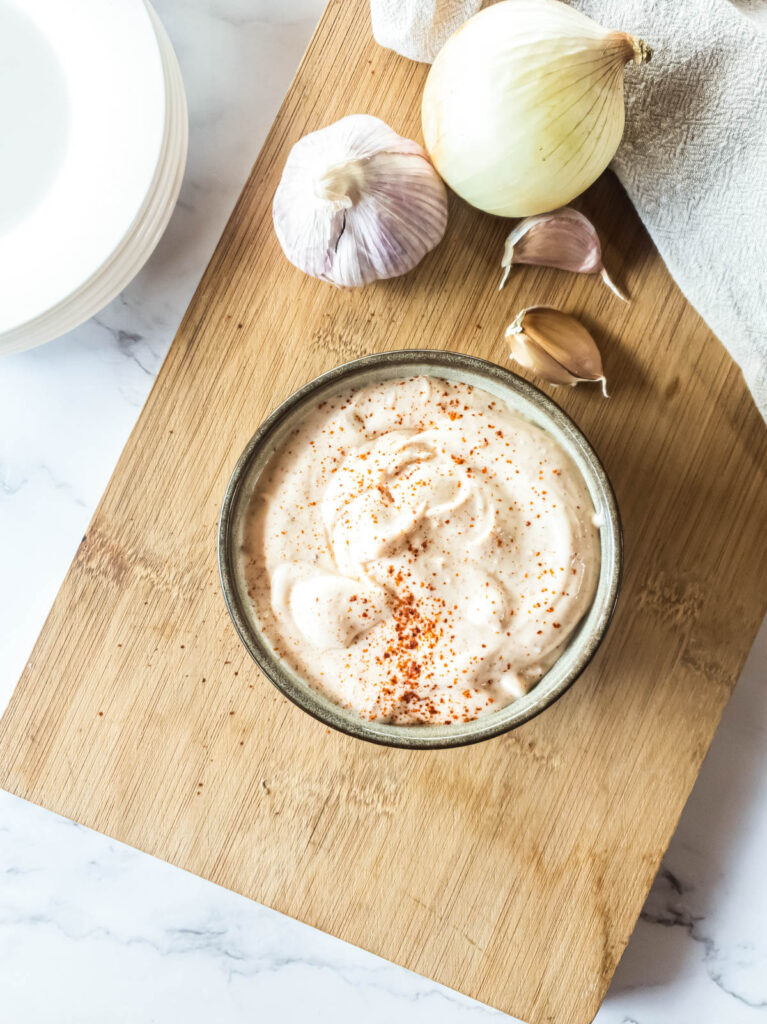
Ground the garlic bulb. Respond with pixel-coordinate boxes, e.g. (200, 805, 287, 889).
(422, 0, 651, 217)
(500, 207, 627, 300)
(506, 306, 608, 395)
(273, 115, 448, 287)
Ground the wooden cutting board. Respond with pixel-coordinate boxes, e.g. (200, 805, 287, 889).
(2, 3, 765, 1021)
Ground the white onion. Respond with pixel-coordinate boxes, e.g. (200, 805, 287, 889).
(421, 0, 650, 218)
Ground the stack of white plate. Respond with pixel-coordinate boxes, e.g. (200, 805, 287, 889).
(0, 0, 187, 355)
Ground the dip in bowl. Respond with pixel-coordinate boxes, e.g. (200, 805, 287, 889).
(219, 350, 621, 748)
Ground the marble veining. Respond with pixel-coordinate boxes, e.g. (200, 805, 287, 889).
(0, 791, 506, 1023)
(1, 1, 766, 1022)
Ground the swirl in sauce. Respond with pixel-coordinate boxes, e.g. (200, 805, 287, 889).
(242, 376, 600, 724)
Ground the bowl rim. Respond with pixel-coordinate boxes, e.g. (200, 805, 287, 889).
(218, 349, 623, 749)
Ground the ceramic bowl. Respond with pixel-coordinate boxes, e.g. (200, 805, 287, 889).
(218, 350, 622, 749)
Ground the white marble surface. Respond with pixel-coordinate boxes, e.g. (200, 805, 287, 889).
(1, 2, 766, 1021)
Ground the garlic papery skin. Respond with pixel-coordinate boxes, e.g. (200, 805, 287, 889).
(422, 0, 651, 218)
(500, 207, 627, 300)
(506, 306, 608, 395)
(273, 115, 448, 287)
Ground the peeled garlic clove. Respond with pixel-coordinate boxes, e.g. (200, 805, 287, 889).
(273, 114, 448, 288)
(499, 207, 627, 301)
(505, 306, 608, 396)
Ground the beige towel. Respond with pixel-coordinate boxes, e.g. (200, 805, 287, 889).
(370, 0, 485, 62)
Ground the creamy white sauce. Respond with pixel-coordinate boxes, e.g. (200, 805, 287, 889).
(242, 376, 600, 724)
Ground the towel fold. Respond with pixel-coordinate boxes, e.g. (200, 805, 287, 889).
(370, 0, 485, 62)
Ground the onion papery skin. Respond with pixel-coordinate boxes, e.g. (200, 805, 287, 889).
(422, 0, 645, 217)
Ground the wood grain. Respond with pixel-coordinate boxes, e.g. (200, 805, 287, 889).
(1, 2, 765, 1021)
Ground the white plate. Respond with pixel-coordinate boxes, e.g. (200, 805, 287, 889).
(0, 3, 188, 354)
(0, 0, 167, 334)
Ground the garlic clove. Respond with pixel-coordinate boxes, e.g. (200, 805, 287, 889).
(500, 207, 627, 301)
(505, 306, 608, 396)
(506, 331, 588, 388)
(273, 115, 448, 288)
